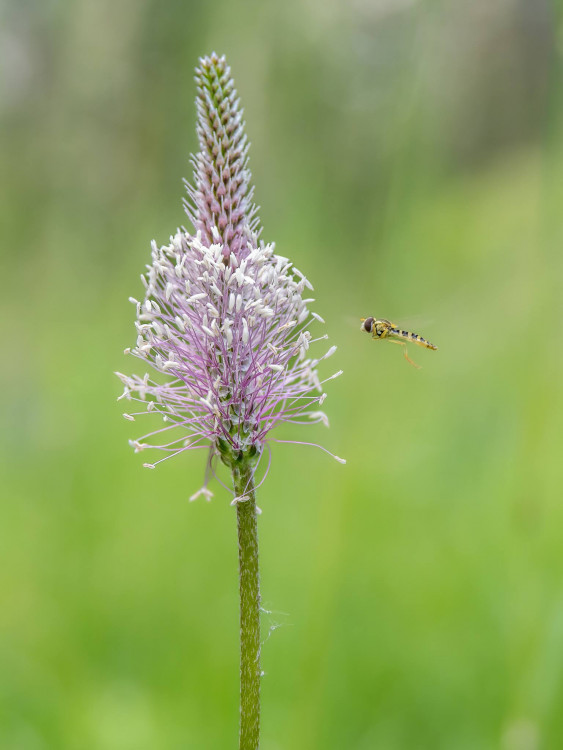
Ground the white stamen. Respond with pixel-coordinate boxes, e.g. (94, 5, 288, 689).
(309, 411, 329, 427)
(328, 370, 343, 380)
(231, 494, 249, 505)
(190, 487, 214, 502)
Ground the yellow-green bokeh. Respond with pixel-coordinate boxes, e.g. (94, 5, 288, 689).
(2, 1, 563, 748)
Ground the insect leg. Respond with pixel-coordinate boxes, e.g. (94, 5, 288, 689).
(402, 343, 421, 369)
(387, 339, 421, 369)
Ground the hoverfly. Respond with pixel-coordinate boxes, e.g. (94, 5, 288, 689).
(360, 317, 437, 369)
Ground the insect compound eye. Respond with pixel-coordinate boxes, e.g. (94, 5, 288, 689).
(363, 317, 374, 333)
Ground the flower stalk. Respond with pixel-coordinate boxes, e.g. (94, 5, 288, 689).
(233, 460, 261, 749)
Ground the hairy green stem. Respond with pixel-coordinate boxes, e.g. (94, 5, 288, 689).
(233, 462, 261, 750)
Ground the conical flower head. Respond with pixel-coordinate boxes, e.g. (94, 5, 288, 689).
(184, 55, 259, 258)
(117, 54, 343, 487)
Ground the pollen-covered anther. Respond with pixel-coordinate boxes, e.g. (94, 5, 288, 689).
(190, 487, 214, 502)
(231, 494, 250, 506)
(130, 440, 149, 452)
(309, 411, 329, 428)
(328, 370, 344, 380)
(279, 320, 297, 331)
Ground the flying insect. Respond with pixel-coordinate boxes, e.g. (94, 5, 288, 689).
(360, 317, 437, 369)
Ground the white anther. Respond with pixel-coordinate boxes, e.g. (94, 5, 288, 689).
(190, 487, 214, 502)
(230, 494, 249, 506)
(309, 411, 329, 427)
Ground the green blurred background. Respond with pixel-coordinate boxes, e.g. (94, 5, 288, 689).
(2, 0, 563, 748)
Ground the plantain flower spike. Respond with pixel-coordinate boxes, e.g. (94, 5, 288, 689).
(116, 53, 343, 497)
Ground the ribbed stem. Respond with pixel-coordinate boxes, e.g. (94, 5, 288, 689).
(233, 462, 261, 750)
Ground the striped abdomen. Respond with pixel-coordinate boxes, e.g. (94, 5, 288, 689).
(390, 327, 438, 350)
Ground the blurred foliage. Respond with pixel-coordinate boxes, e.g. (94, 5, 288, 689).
(1, 0, 563, 748)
